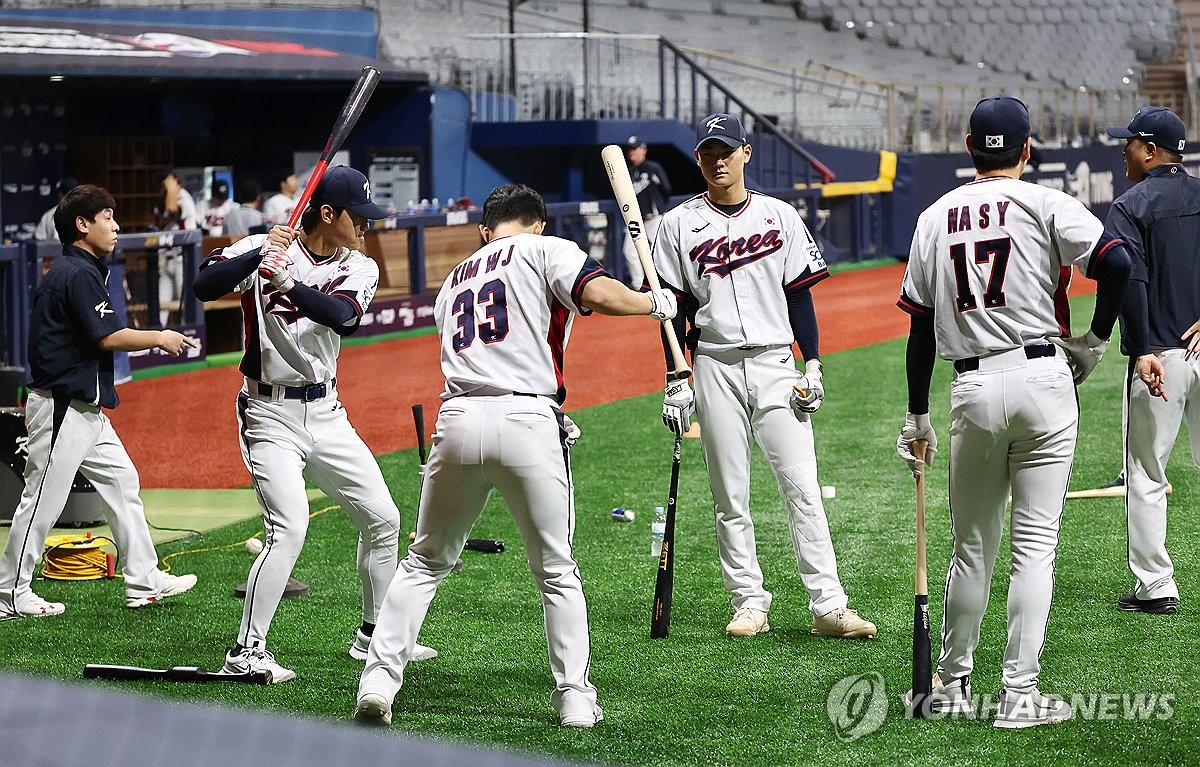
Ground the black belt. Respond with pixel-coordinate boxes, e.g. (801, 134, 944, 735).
(257, 378, 336, 402)
(953, 344, 1055, 374)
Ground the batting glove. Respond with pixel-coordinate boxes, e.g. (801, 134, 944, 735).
(896, 412, 937, 478)
(789, 359, 824, 416)
(1055, 330, 1109, 384)
(258, 245, 295, 292)
(563, 414, 581, 447)
(662, 376, 695, 436)
(647, 289, 678, 321)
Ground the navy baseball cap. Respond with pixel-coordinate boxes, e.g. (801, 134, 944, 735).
(1107, 106, 1187, 153)
(626, 135, 646, 148)
(695, 113, 748, 151)
(310, 165, 388, 220)
(970, 96, 1030, 153)
(212, 179, 230, 199)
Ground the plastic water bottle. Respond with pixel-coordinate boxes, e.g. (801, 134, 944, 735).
(651, 506, 666, 556)
(405, 200, 416, 215)
(420, 198, 431, 213)
(431, 196, 440, 212)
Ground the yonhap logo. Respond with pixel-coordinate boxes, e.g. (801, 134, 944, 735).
(827, 673, 887, 742)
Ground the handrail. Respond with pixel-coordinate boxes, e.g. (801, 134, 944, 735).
(657, 37, 835, 184)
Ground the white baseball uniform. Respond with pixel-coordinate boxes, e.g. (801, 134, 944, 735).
(652, 191, 848, 616)
(359, 232, 605, 723)
(900, 175, 1103, 691)
(209, 234, 399, 651)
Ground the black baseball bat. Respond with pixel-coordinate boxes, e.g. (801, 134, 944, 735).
(84, 664, 271, 684)
(911, 440, 932, 718)
(464, 539, 505, 554)
(412, 403, 427, 466)
(650, 435, 682, 639)
(285, 65, 381, 229)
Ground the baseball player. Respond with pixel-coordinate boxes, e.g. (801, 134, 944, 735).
(651, 113, 876, 641)
(195, 178, 236, 236)
(622, 136, 672, 288)
(152, 169, 198, 326)
(192, 166, 434, 682)
(0, 184, 199, 619)
(896, 96, 1132, 727)
(1104, 106, 1196, 615)
(354, 183, 676, 728)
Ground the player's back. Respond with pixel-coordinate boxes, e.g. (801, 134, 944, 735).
(910, 176, 1101, 359)
(434, 232, 602, 402)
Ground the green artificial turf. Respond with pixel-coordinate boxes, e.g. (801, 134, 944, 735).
(3, 293, 1197, 766)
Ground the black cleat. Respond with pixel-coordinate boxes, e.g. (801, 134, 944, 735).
(1117, 592, 1178, 614)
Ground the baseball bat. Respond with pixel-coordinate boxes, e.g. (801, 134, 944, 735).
(600, 144, 691, 379)
(84, 664, 271, 684)
(650, 434, 683, 639)
(464, 539, 505, 554)
(1064, 483, 1171, 499)
(285, 65, 381, 230)
(911, 439, 932, 718)
(412, 403, 428, 466)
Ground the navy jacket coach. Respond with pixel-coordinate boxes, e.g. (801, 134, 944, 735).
(27, 244, 126, 409)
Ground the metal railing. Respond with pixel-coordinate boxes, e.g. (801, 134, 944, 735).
(459, 32, 833, 185)
(413, 32, 1147, 153)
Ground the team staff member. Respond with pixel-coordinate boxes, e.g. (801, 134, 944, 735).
(1105, 106, 1197, 615)
(0, 185, 199, 619)
(354, 184, 677, 728)
(652, 113, 876, 641)
(622, 136, 672, 288)
(897, 96, 1132, 727)
(194, 166, 435, 682)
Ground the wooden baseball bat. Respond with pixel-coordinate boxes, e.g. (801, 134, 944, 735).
(650, 435, 683, 639)
(84, 664, 271, 684)
(286, 65, 381, 229)
(409, 403, 426, 542)
(911, 439, 932, 718)
(600, 144, 691, 379)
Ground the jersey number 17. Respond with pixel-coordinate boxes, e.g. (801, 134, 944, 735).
(951, 236, 1011, 312)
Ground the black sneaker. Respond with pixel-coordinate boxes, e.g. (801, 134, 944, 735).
(1101, 473, 1125, 489)
(1117, 592, 1178, 614)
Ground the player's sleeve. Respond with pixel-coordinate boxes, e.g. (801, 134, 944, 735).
(193, 234, 267, 299)
(1103, 199, 1148, 283)
(544, 238, 605, 315)
(781, 206, 829, 291)
(897, 228, 934, 317)
(179, 191, 199, 230)
(331, 255, 380, 316)
(1047, 192, 1104, 271)
(68, 269, 126, 342)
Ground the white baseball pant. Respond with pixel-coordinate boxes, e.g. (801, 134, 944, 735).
(0, 390, 169, 611)
(693, 345, 847, 617)
(937, 347, 1076, 692)
(1124, 349, 1200, 600)
(358, 394, 598, 722)
(234, 384, 400, 648)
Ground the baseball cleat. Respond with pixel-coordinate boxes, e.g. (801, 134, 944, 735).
(348, 628, 438, 661)
(126, 573, 197, 608)
(1117, 592, 1178, 614)
(725, 607, 769, 637)
(11, 592, 65, 618)
(993, 688, 1072, 729)
(810, 607, 877, 639)
(353, 693, 393, 727)
(560, 704, 604, 729)
(223, 646, 296, 684)
(904, 674, 973, 715)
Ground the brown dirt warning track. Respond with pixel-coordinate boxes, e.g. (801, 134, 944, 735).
(111, 262, 1094, 489)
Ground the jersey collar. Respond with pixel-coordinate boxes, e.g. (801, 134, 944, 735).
(1145, 164, 1188, 179)
(702, 191, 753, 218)
(297, 238, 343, 265)
(62, 243, 108, 278)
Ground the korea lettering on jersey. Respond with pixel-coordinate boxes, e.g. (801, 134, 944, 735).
(898, 176, 1103, 360)
(209, 233, 378, 384)
(653, 191, 827, 351)
(435, 233, 605, 403)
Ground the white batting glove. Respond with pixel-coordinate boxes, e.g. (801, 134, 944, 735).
(1055, 330, 1109, 384)
(896, 412, 938, 478)
(257, 245, 295, 292)
(647, 289, 678, 321)
(662, 377, 695, 436)
(563, 414, 581, 447)
(789, 359, 824, 415)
